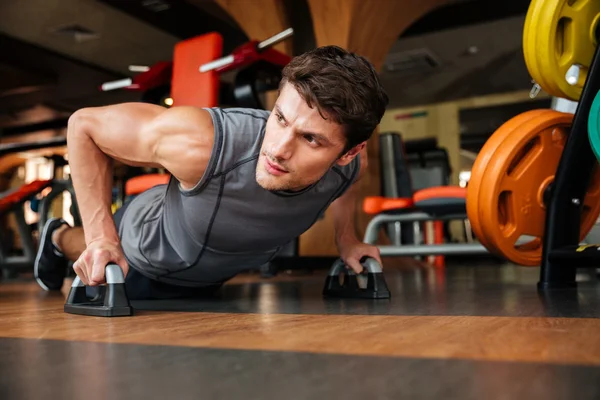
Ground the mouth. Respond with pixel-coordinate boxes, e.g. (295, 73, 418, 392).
(264, 157, 289, 176)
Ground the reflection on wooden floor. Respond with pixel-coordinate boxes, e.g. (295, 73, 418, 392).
(1, 261, 600, 366)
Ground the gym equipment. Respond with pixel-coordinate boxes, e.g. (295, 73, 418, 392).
(100, 61, 173, 94)
(467, 110, 549, 253)
(0, 137, 74, 278)
(523, 0, 600, 100)
(199, 28, 293, 73)
(0, 137, 66, 157)
(64, 264, 133, 317)
(170, 32, 223, 108)
(99, 32, 224, 108)
(199, 28, 293, 109)
(468, 109, 600, 266)
(323, 257, 390, 299)
(406, 146, 452, 190)
(100, 29, 293, 110)
(588, 90, 600, 160)
(0, 139, 70, 276)
(0, 118, 69, 139)
(486, 24, 600, 288)
(233, 60, 286, 109)
(124, 174, 171, 198)
(0, 180, 51, 215)
(0, 178, 80, 278)
(36, 178, 81, 232)
(362, 133, 487, 258)
(0, 180, 52, 277)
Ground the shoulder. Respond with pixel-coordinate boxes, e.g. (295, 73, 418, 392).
(204, 107, 271, 132)
(203, 108, 272, 174)
(148, 105, 214, 134)
(207, 107, 271, 153)
(221, 107, 271, 121)
(151, 106, 271, 139)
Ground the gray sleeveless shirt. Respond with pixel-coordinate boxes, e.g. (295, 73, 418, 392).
(118, 107, 360, 287)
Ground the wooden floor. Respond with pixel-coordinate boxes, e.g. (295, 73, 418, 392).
(2, 260, 600, 399)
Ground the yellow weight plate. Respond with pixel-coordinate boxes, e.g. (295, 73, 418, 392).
(523, 0, 600, 101)
(525, 0, 568, 100)
(523, 0, 550, 95)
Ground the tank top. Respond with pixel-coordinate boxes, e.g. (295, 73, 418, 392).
(118, 107, 360, 286)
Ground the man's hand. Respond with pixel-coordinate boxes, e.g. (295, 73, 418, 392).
(337, 237, 382, 274)
(73, 239, 129, 286)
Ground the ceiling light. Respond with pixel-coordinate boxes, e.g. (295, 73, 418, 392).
(142, 0, 171, 12)
(52, 24, 99, 43)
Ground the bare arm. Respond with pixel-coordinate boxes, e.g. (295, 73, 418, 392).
(329, 145, 381, 272)
(330, 146, 369, 246)
(67, 102, 214, 245)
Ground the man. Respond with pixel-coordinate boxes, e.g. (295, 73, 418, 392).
(34, 45, 389, 299)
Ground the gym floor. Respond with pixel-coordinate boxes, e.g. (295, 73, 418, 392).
(1, 259, 600, 399)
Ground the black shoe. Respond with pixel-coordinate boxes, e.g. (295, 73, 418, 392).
(34, 218, 69, 291)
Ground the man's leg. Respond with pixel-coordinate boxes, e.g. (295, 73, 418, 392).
(34, 203, 224, 298)
(34, 218, 75, 291)
(123, 268, 223, 300)
(52, 225, 85, 262)
(35, 199, 128, 291)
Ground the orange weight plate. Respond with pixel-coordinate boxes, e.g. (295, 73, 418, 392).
(478, 111, 571, 265)
(478, 111, 600, 266)
(466, 109, 552, 253)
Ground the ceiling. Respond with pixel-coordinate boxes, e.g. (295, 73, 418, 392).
(0, 0, 535, 138)
(382, 14, 532, 108)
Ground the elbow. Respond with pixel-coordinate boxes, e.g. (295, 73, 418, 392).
(67, 108, 95, 141)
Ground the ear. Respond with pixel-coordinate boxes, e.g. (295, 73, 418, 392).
(336, 142, 365, 166)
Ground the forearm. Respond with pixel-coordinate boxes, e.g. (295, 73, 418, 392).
(330, 184, 360, 246)
(67, 114, 119, 245)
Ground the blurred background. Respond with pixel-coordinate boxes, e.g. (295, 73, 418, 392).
(0, 0, 564, 275)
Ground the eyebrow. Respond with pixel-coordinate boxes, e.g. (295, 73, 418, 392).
(274, 105, 332, 146)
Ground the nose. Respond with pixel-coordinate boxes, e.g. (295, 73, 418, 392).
(270, 131, 294, 161)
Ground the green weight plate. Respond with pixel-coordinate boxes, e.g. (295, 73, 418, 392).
(589, 90, 600, 162)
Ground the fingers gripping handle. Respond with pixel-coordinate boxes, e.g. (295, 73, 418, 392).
(70, 263, 125, 287)
(65, 264, 132, 317)
(323, 257, 390, 299)
(327, 257, 383, 276)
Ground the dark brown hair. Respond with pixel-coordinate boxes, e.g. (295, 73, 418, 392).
(280, 45, 389, 152)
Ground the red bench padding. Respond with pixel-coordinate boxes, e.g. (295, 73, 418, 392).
(363, 196, 414, 215)
(413, 186, 466, 202)
(125, 174, 171, 196)
(363, 186, 466, 215)
(0, 180, 52, 214)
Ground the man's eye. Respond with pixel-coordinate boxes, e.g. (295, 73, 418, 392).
(305, 135, 318, 145)
(276, 113, 284, 122)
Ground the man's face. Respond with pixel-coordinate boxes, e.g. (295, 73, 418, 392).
(256, 83, 360, 192)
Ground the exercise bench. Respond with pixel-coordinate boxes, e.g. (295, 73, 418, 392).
(363, 132, 487, 260)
